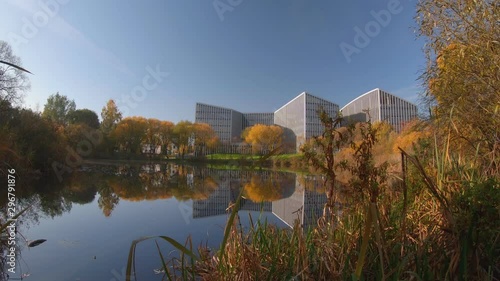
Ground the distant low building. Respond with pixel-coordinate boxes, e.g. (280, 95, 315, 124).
(142, 144, 161, 154)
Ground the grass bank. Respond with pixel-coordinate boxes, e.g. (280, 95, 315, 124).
(127, 124, 499, 280)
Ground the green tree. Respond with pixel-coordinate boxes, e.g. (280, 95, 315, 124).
(64, 123, 95, 153)
(42, 92, 76, 125)
(67, 108, 99, 129)
(3, 108, 66, 173)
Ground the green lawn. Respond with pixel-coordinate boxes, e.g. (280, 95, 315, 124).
(205, 154, 260, 160)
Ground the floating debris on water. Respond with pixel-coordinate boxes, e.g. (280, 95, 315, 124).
(28, 239, 47, 247)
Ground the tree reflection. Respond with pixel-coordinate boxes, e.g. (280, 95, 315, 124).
(0, 164, 302, 221)
(63, 173, 98, 205)
(97, 181, 120, 217)
(242, 171, 296, 202)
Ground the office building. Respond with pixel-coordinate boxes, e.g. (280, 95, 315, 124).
(195, 92, 339, 152)
(242, 112, 274, 128)
(195, 103, 243, 143)
(341, 88, 418, 132)
(274, 92, 339, 151)
(195, 88, 417, 152)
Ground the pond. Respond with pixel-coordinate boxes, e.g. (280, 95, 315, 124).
(2, 163, 327, 281)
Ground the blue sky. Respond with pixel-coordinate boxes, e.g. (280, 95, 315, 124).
(1, 0, 425, 123)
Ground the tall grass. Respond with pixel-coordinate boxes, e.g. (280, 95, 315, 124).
(125, 119, 499, 280)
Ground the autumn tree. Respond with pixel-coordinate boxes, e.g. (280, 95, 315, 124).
(100, 99, 122, 135)
(97, 182, 120, 217)
(99, 99, 122, 154)
(67, 108, 99, 129)
(243, 175, 283, 202)
(42, 92, 76, 125)
(159, 121, 174, 156)
(143, 118, 162, 154)
(416, 0, 499, 172)
(242, 124, 284, 155)
(173, 120, 194, 159)
(392, 120, 430, 154)
(111, 116, 148, 154)
(193, 123, 218, 156)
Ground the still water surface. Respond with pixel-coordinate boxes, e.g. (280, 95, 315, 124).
(5, 164, 326, 281)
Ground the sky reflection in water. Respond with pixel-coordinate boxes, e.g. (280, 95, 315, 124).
(4, 164, 326, 281)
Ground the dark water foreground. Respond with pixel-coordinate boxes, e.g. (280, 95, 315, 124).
(1, 164, 326, 281)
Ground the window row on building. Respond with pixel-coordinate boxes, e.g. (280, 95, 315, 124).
(195, 88, 418, 152)
(341, 88, 418, 133)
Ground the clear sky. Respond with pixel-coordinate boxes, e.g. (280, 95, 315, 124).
(1, 0, 426, 123)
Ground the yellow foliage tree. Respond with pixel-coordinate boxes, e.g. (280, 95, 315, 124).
(242, 124, 284, 155)
(416, 0, 499, 172)
(111, 116, 148, 154)
(243, 176, 283, 202)
(173, 120, 193, 159)
(193, 123, 219, 156)
(159, 120, 174, 155)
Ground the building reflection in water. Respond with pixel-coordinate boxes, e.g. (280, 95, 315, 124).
(192, 170, 328, 230)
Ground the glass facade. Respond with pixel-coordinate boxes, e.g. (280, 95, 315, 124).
(341, 88, 418, 132)
(305, 94, 340, 139)
(274, 94, 306, 152)
(272, 178, 328, 229)
(242, 113, 274, 128)
(195, 103, 243, 143)
(195, 89, 417, 151)
(379, 90, 418, 132)
(274, 92, 339, 152)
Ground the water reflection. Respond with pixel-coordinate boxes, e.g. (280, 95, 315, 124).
(192, 170, 328, 230)
(1, 163, 329, 281)
(1, 164, 328, 231)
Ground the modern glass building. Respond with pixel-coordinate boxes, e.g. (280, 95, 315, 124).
(195, 103, 243, 143)
(242, 113, 274, 128)
(274, 92, 340, 151)
(341, 88, 418, 132)
(272, 185, 328, 230)
(195, 93, 339, 152)
(195, 89, 416, 152)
